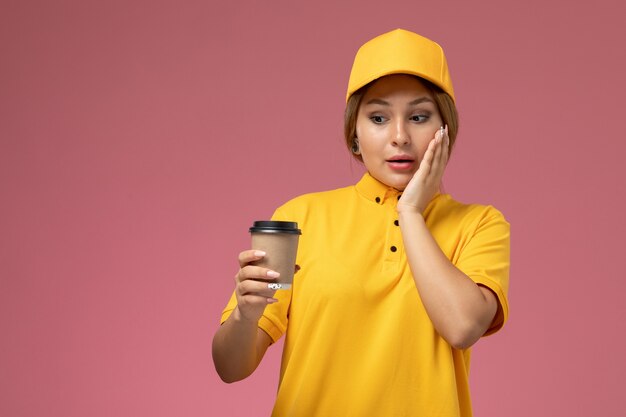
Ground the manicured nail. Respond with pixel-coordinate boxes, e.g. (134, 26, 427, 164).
(267, 297, 278, 303)
(267, 270, 280, 278)
(268, 283, 283, 290)
(444, 124, 448, 135)
(254, 250, 266, 257)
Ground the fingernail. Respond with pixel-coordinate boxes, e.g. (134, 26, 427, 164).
(268, 283, 283, 290)
(444, 124, 448, 134)
(267, 270, 280, 278)
(254, 250, 266, 257)
(267, 297, 278, 303)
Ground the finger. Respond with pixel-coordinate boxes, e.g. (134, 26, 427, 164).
(419, 138, 437, 176)
(444, 125, 450, 164)
(237, 294, 279, 310)
(238, 249, 266, 268)
(436, 128, 447, 168)
(238, 279, 279, 298)
(418, 154, 431, 178)
(431, 130, 443, 174)
(236, 265, 280, 283)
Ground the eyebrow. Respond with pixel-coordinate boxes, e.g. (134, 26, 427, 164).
(364, 97, 434, 106)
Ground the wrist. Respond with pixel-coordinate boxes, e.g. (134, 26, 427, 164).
(233, 305, 261, 327)
(397, 208, 427, 229)
(397, 202, 424, 216)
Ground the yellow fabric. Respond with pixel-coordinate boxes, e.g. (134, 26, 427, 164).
(220, 173, 510, 417)
(346, 29, 455, 102)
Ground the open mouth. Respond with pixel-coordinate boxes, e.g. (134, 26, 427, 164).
(386, 158, 415, 170)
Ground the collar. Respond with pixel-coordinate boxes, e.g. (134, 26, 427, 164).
(355, 173, 403, 205)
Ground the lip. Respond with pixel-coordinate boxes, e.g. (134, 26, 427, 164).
(386, 154, 415, 171)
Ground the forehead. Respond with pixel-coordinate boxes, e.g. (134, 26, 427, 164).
(363, 74, 432, 100)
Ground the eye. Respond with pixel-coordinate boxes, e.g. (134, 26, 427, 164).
(370, 115, 387, 124)
(410, 114, 430, 123)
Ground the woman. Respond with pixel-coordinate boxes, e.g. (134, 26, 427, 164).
(213, 29, 510, 417)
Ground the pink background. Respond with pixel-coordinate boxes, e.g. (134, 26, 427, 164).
(2, 0, 625, 416)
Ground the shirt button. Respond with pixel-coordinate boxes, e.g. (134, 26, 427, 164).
(390, 246, 397, 252)
(375, 197, 381, 203)
(394, 220, 399, 226)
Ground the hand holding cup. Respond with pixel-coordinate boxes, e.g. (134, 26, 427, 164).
(234, 249, 282, 323)
(234, 221, 301, 324)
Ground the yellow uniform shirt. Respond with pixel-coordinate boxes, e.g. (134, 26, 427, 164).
(221, 173, 510, 417)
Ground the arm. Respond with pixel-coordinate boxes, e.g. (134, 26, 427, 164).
(398, 127, 498, 349)
(212, 307, 273, 383)
(212, 250, 278, 382)
(398, 210, 498, 349)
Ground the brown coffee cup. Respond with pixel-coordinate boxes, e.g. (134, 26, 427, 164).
(249, 221, 301, 290)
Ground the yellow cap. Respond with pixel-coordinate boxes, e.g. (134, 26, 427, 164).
(346, 29, 455, 102)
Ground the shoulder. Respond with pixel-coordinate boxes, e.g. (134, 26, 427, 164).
(429, 194, 509, 233)
(273, 184, 356, 218)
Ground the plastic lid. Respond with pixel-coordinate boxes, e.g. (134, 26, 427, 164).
(249, 220, 302, 235)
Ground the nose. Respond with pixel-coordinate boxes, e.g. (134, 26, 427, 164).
(391, 120, 410, 146)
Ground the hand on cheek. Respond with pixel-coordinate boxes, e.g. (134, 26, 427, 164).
(397, 125, 449, 214)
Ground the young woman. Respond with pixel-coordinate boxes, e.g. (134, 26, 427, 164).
(213, 29, 510, 417)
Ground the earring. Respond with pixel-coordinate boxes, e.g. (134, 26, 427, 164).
(351, 138, 360, 155)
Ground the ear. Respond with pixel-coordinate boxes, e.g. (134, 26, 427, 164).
(351, 138, 361, 155)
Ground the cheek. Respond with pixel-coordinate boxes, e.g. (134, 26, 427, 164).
(356, 119, 385, 143)
(356, 130, 385, 159)
(358, 140, 376, 163)
(416, 135, 435, 161)
(355, 117, 369, 139)
(355, 131, 383, 167)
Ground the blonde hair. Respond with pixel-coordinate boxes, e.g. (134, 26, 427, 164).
(344, 76, 459, 162)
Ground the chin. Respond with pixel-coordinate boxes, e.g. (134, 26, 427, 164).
(371, 171, 411, 191)
(391, 175, 412, 191)
(385, 178, 409, 191)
